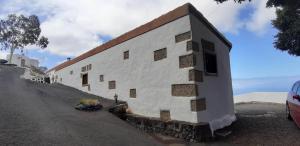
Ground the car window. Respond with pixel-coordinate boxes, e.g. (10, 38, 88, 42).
(297, 85, 300, 95)
(292, 83, 299, 93)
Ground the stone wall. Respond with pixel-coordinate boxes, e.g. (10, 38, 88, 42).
(126, 114, 212, 142)
(109, 104, 212, 142)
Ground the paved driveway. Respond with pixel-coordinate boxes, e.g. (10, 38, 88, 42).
(0, 65, 161, 146)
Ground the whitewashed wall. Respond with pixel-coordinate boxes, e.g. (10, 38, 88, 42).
(53, 16, 200, 122)
(7, 54, 39, 68)
(51, 14, 235, 127)
(190, 15, 235, 130)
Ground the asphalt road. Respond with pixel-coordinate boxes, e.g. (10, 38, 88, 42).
(0, 65, 161, 146)
(1, 65, 300, 146)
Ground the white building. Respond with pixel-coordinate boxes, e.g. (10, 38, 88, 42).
(7, 54, 39, 68)
(47, 3, 235, 133)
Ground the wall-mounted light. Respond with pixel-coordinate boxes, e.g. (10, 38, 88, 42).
(114, 94, 118, 104)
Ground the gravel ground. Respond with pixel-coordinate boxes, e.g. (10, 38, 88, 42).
(0, 65, 161, 146)
(189, 102, 300, 146)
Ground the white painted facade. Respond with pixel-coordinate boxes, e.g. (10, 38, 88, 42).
(47, 5, 235, 132)
(7, 54, 39, 68)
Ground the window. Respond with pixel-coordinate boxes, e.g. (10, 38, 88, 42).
(154, 48, 167, 61)
(204, 52, 217, 74)
(108, 81, 116, 89)
(87, 64, 92, 70)
(70, 70, 73, 75)
(82, 73, 88, 85)
(202, 39, 217, 75)
(81, 66, 86, 72)
(130, 89, 136, 98)
(292, 83, 299, 93)
(99, 75, 104, 82)
(160, 110, 171, 121)
(297, 86, 300, 95)
(175, 31, 191, 43)
(60, 78, 62, 82)
(124, 51, 129, 60)
(82, 64, 92, 72)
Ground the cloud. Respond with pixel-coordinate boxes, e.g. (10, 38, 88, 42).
(0, 0, 276, 57)
(245, 0, 276, 35)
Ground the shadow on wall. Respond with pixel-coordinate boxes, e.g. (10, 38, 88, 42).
(233, 75, 300, 95)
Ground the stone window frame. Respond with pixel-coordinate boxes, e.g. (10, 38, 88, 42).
(191, 98, 206, 112)
(189, 69, 203, 82)
(186, 40, 199, 52)
(160, 110, 171, 122)
(175, 31, 191, 43)
(179, 53, 196, 68)
(154, 48, 167, 61)
(99, 75, 104, 82)
(124, 50, 129, 60)
(202, 39, 218, 76)
(171, 84, 198, 97)
(82, 64, 92, 72)
(129, 89, 136, 98)
(108, 80, 116, 89)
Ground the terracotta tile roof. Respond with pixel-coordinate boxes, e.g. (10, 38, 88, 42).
(47, 3, 232, 73)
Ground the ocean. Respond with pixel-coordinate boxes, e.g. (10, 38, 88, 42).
(232, 75, 300, 95)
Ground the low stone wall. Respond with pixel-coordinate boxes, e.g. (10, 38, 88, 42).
(109, 103, 212, 142)
(126, 115, 212, 142)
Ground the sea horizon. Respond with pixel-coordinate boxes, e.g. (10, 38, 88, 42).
(232, 75, 300, 96)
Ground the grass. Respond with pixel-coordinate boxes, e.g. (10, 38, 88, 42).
(79, 98, 100, 106)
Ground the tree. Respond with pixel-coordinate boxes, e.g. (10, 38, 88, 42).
(215, 0, 300, 56)
(0, 14, 49, 63)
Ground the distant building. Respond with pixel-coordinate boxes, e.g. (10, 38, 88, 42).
(47, 3, 235, 135)
(7, 54, 39, 68)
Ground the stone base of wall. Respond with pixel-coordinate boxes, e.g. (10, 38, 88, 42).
(125, 114, 212, 142)
(109, 104, 213, 142)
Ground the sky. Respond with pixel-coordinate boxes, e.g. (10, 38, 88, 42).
(0, 0, 300, 94)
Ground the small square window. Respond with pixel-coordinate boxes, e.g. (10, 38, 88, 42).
(99, 75, 104, 82)
(88, 64, 92, 70)
(124, 51, 129, 60)
(130, 89, 136, 98)
(81, 66, 86, 72)
(108, 81, 116, 89)
(160, 110, 171, 122)
(154, 48, 167, 61)
(175, 31, 191, 43)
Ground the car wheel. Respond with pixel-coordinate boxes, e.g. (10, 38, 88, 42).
(286, 103, 292, 121)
